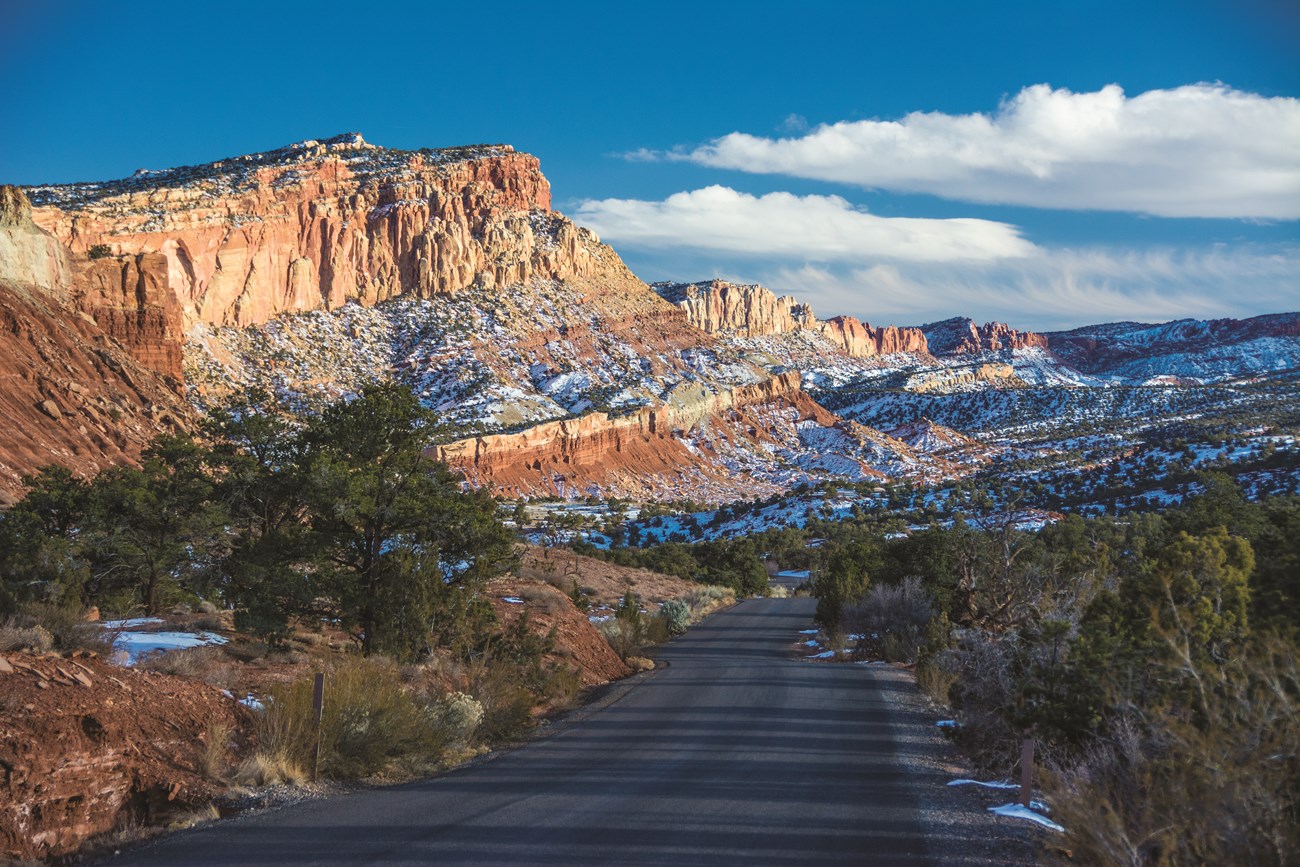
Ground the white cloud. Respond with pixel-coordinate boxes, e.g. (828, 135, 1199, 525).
(756, 245, 1300, 330)
(675, 84, 1300, 219)
(573, 185, 1037, 263)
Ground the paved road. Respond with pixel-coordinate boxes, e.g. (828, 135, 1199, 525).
(118, 598, 946, 865)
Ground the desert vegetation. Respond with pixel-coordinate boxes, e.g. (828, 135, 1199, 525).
(787, 479, 1299, 866)
(0, 384, 594, 787)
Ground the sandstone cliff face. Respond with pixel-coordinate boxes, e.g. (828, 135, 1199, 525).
(431, 371, 831, 500)
(654, 279, 814, 336)
(0, 187, 190, 504)
(71, 253, 184, 381)
(921, 316, 1049, 354)
(0, 185, 70, 296)
(28, 134, 569, 330)
(655, 279, 930, 357)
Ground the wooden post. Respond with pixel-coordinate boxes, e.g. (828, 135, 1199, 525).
(1020, 736, 1035, 808)
(310, 672, 325, 782)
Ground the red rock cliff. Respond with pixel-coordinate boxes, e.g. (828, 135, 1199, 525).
(431, 370, 833, 499)
(28, 134, 566, 330)
(0, 186, 191, 504)
(655, 279, 930, 357)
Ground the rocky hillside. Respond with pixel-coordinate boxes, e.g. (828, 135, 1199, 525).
(13, 136, 1004, 502)
(10, 135, 1297, 505)
(0, 651, 254, 862)
(0, 186, 189, 504)
(1044, 314, 1300, 383)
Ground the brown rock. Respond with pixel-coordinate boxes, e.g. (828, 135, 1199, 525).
(0, 652, 254, 862)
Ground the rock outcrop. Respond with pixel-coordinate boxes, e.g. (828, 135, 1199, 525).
(0, 652, 254, 862)
(28, 134, 565, 331)
(432, 371, 838, 500)
(0, 187, 191, 504)
(655, 279, 930, 357)
(654, 279, 814, 336)
(921, 316, 1049, 355)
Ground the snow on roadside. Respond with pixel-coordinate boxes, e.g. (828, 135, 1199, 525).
(989, 803, 1065, 832)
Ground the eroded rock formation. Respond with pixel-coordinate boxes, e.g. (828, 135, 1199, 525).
(655, 279, 930, 357)
(921, 316, 1049, 354)
(28, 134, 569, 330)
(0, 186, 191, 504)
(433, 371, 838, 500)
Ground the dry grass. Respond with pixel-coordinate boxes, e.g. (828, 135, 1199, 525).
(515, 583, 569, 615)
(138, 646, 236, 686)
(915, 656, 958, 704)
(2, 603, 114, 655)
(0, 624, 53, 653)
(199, 719, 234, 782)
(232, 752, 308, 787)
(259, 657, 449, 781)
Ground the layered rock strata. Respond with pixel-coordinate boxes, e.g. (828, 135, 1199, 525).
(28, 134, 561, 330)
(433, 371, 837, 500)
(654, 279, 930, 357)
(0, 187, 190, 504)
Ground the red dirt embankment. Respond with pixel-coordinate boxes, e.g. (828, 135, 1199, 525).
(486, 579, 631, 686)
(0, 651, 254, 862)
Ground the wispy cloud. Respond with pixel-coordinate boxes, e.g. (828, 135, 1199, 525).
(658, 84, 1300, 219)
(574, 185, 1037, 263)
(757, 245, 1300, 330)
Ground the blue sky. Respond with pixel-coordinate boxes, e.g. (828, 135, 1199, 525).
(2, 0, 1296, 329)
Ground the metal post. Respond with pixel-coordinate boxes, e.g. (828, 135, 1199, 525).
(311, 672, 325, 782)
(1020, 736, 1035, 808)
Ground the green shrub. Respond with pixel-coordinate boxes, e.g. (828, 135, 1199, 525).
(657, 600, 689, 636)
(87, 243, 113, 260)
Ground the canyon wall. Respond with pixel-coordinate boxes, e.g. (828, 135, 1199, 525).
(0, 187, 190, 505)
(655, 279, 930, 357)
(28, 134, 583, 330)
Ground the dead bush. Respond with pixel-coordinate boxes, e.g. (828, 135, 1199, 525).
(1043, 635, 1299, 867)
(940, 632, 1021, 773)
(915, 654, 958, 704)
(598, 618, 643, 660)
(844, 577, 933, 662)
(3, 603, 114, 655)
(466, 660, 536, 743)
(516, 584, 567, 615)
(684, 585, 735, 621)
(0, 624, 52, 653)
(138, 645, 234, 685)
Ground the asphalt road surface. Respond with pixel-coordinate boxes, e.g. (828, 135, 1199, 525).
(117, 598, 964, 865)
